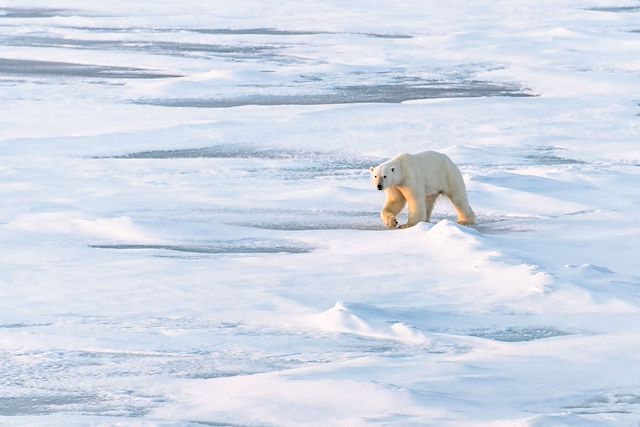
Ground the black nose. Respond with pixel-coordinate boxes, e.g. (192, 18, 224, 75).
(377, 185, 383, 190)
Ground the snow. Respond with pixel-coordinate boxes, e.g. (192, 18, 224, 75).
(1, 0, 640, 425)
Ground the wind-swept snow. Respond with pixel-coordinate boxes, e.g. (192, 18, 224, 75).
(1, 0, 640, 425)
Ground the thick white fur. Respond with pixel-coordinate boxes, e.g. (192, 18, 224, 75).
(370, 151, 476, 228)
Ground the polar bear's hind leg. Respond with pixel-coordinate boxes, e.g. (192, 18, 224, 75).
(447, 191, 476, 225)
(424, 193, 439, 223)
(443, 156, 476, 225)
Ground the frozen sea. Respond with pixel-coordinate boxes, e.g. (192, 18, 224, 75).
(1, 1, 640, 426)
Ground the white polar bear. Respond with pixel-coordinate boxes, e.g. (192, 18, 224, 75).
(369, 151, 476, 228)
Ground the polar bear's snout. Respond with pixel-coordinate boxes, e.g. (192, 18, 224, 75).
(375, 175, 384, 190)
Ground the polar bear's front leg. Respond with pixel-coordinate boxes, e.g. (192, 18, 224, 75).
(381, 188, 406, 228)
(399, 190, 426, 229)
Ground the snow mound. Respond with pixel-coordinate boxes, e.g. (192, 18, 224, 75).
(312, 302, 430, 345)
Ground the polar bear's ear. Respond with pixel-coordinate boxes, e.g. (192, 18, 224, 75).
(369, 166, 374, 171)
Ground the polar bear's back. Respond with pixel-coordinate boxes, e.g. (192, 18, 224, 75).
(395, 150, 449, 165)
(393, 150, 464, 195)
(393, 150, 451, 166)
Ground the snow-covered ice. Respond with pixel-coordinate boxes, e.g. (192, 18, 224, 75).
(1, 0, 640, 425)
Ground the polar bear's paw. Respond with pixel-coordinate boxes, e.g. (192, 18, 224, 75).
(457, 212, 477, 226)
(381, 212, 399, 228)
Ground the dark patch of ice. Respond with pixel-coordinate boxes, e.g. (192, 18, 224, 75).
(192, 28, 331, 36)
(474, 224, 533, 234)
(524, 146, 586, 165)
(108, 145, 380, 180)
(192, 28, 412, 39)
(0, 8, 73, 18)
(476, 219, 534, 234)
(61, 26, 166, 34)
(558, 391, 640, 416)
(0, 58, 181, 79)
(235, 219, 381, 231)
(114, 145, 378, 166)
(112, 145, 320, 160)
(182, 420, 274, 427)
(456, 145, 586, 167)
(0, 322, 51, 328)
(60, 26, 412, 39)
(587, 6, 640, 12)
(358, 32, 413, 39)
(227, 209, 381, 231)
(0, 36, 282, 61)
(90, 240, 313, 254)
(525, 153, 586, 165)
(182, 371, 257, 380)
(183, 207, 383, 231)
(0, 395, 92, 416)
(66, 27, 326, 36)
(134, 81, 532, 108)
(185, 422, 269, 427)
(467, 326, 570, 342)
(474, 214, 539, 224)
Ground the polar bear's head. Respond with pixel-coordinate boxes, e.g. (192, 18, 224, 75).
(369, 161, 401, 191)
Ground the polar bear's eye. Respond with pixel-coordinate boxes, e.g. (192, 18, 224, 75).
(383, 175, 387, 179)
(374, 175, 377, 178)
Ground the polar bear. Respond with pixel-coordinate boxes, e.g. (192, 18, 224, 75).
(369, 151, 476, 228)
